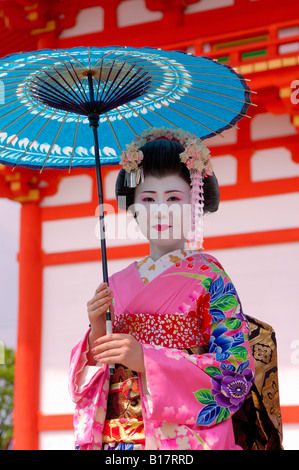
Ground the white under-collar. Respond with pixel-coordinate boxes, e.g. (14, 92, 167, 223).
(137, 249, 199, 284)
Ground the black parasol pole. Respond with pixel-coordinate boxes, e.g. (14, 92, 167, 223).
(87, 72, 114, 376)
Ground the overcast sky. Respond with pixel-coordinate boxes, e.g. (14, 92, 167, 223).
(0, 198, 20, 350)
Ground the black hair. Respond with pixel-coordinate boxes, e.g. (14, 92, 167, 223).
(115, 138, 219, 213)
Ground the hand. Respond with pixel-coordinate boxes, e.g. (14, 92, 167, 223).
(87, 282, 114, 335)
(87, 283, 114, 365)
(92, 333, 145, 373)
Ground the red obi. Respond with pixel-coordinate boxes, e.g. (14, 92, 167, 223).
(113, 310, 206, 349)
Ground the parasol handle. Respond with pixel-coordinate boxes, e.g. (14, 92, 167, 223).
(87, 74, 114, 376)
(91, 121, 114, 377)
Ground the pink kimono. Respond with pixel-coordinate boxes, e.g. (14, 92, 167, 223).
(69, 250, 255, 450)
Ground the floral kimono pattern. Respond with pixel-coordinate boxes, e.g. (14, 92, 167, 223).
(69, 249, 255, 450)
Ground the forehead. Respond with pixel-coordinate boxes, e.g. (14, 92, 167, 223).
(135, 175, 190, 194)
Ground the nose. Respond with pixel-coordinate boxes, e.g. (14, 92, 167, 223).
(151, 202, 170, 220)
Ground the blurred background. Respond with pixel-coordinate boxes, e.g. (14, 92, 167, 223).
(0, 0, 298, 450)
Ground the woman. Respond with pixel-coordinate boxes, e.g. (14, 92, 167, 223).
(69, 128, 255, 450)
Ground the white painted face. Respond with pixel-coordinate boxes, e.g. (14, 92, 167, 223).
(133, 174, 191, 249)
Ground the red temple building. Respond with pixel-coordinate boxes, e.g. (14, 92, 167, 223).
(0, 0, 298, 450)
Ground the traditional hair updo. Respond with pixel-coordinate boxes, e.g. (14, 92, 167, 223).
(115, 138, 219, 213)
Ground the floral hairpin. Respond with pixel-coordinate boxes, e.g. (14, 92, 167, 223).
(120, 127, 213, 187)
(120, 126, 214, 251)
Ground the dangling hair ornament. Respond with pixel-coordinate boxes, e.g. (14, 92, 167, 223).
(120, 127, 213, 251)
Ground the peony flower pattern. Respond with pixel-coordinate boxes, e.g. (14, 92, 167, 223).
(211, 368, 254, 412)
(193, 269, 255, 426)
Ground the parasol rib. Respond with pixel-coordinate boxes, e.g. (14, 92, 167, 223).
(68, 62, 91, 103)
(22, 50, 84, 68)
(115, 108, 139, 136)
(30, 85, 88, 114)
(105, 66, 150, 104)
(54, 49, 86, 68)
(40, 112, 69, 172)
(96, 60, 119, 103)
(0, 97, 33, 111)
(124, 102, 155, 128)
(12, 108, 58, 169)
(33, 70, 87, 109)
(0, 102, 43, 136)
(148, 89, 240, 129)
(94, 59, 104, 99)
(129, 66, 251, 81)
(144, 94, 224, 137)
(69, 114, 81, 173)
(99, 61, 135, 103)
(130, 99, 179, 128)
(0, 101, 31, 121)
(30, 74, 85, 108)
(49, 66, 88, 105)
(90, 48, 122, 69)
(150, 76, 254, 105)
(88, 47, 91, 70)
(0, 106, 49, 157)
(105, 114, 122, 153)
(98, 60, 115, 103)
(0, 63, 70, 71)
(156, 84, 252, 118)
(139, 72, 253, 92)
(108, 78, 151, 108)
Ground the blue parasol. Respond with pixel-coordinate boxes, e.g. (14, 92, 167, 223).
(0, 46, 253, 372)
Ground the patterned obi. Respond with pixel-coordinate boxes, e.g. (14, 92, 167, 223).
(102, 364, 144, 445)
(113, 311, 206, 349)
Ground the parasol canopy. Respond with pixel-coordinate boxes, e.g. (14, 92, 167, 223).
(0, 46, 253, 171)
(0, 46, 253, 374)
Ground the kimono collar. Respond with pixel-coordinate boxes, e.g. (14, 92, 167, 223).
(137, 249, 199, 284)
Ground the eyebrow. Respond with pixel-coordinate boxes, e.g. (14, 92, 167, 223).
(140, 190, 184, 194)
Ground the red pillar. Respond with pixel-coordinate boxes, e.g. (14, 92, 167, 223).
(13, 201, 42, 450)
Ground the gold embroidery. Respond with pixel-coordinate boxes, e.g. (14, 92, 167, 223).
(168, 254, 183, 264)
(102, 418, 145, 443)
(137, 256, 150, 269)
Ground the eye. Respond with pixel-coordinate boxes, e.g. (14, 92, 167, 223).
(142, 197, 155, 202)
(167, 196, 180, 202)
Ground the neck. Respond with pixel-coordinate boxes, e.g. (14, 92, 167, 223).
(149, 239, 187, 262)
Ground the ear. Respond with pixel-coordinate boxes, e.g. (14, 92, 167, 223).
(129, 203, 138, 220)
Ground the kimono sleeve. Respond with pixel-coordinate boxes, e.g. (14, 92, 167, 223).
(68, 329, 107, 403)
(68, 330, 110, 448)
(140, 271, 255, 428)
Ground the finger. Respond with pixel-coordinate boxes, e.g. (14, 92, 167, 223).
(95, 282, 108, 294)
(95, 283, 114, 296)
(94, 345, 122, 357)
(92, 338, 124, 355)
(98, 290, 114, 302)
(88, 294, 113, 312)
(90, 289, 113, 306)
(95, 353, 121, 365)
(94, 333, 126, 346)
